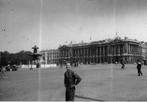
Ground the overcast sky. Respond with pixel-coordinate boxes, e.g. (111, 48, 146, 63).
(0, 0, 147, 53)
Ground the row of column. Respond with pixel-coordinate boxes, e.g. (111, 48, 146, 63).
(128, 44, 142, 55)
(72, 46, 109, 57)
(71, 45, 125, 57)
(60, 43, 142, 64)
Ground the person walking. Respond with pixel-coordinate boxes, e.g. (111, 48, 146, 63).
(0, 66, 6, 79)
(137, 60, 143, 76)
(64, 63, 82, 101)
(121, 61, 125, 69)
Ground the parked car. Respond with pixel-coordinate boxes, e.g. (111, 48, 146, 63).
(11, 65, 18, 71)
(5, 65, 11, 71)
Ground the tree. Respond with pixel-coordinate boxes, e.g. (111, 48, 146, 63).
(0, 50, 33, 66)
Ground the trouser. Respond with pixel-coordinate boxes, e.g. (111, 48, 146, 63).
(121, 64, 125, 69)
(137, 67, 143, 76)
(65, 87, 75, 101)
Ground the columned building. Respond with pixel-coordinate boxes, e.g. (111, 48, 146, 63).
(40, 49, 59, 64)
(141, 42, 147, 64)
(59, 37, 142, 64)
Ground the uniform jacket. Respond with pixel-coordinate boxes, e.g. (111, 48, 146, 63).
(64, 69, 81, 88)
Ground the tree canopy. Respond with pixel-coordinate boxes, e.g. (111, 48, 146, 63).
(0, 50, 33, 66)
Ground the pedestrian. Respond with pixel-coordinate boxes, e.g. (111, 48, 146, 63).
(64, 64, 82, 101)
(121, 61, 125, 69)
(0, 66, 6, 79)
(137, 60, 143, 76)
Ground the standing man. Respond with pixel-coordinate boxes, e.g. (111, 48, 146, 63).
(137, 60, 143, 76)
(64, 63, 82, 101)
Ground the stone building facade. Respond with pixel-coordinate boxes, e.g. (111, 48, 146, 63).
(59, 37, 143, 64)
(141, 42, 147, 64)
(40, 49, 59, 64)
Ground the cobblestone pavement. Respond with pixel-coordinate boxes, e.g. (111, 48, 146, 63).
(0, 64, 147, 101)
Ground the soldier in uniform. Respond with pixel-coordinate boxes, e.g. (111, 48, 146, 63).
(64, 63, 82, 101)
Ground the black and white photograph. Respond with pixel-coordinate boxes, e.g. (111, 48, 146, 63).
(0, 0, 147, 101)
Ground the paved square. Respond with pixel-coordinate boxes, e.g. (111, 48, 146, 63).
(0, 64, 147, 101)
